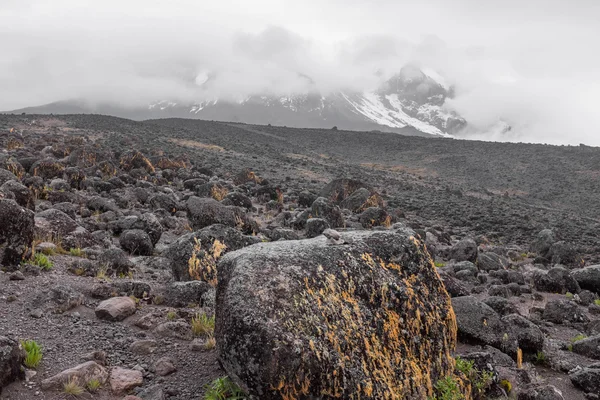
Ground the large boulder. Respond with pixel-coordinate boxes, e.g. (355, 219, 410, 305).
(119, 229, 154, 256)
(572, 265, 600, 293)
(310, 197, 344, 228)
(448, 238, 478, 263)
(532, 267, 580, 294)
(216, 229, 457, 399)
(570, 366, 600, 394)
(477, 252, 509, 272)
(164, 224, 259, 281)
(41, 361, 108, 390)
(0, 199, 35, 266)
(186, 197, 248, 231)
(35, 209, 80, 238)
(0, 336, 24, 392)
(543, 299, 588, 323)
(571, 335, 600, 360)
(0, 180, 34, 210)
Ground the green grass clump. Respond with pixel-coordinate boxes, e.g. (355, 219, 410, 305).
(594, 299, 600, 306)
(166, 311, 178, 320)
(86, 378, 102, 392)
(204, 377, 246, 400)
(192, 313, 215, 337)
(429, 376, 464, 400)
(27, 253, 53, 270)
(20, 339, 43, 369)
(453, 357, 493, 397)
(434, 261, 446, 268)
(572, 334, 587, 343)
(532, 351, 547, 365)
(565, 292, 574, 299)
(69, 248, 85, 257)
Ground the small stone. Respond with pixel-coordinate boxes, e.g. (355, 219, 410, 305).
(95, 297, 136, 321)
(9, 271, 25, 281)
(110, 367, 143, 393)
(29, 309, 43, 319)
(153, 357, 176, 376)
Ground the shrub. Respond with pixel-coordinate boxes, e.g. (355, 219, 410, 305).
(429, 376, 465, 400)
(20, 340, 43, 369)
(204, 376, 246, 400)
(63, 377, 84, 396)
(210, 185, 228, 201)
(192, 313, 215, 337)
(565, 292, 574, 299)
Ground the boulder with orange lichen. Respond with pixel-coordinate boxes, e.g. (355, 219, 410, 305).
(215, 228, 457, 400)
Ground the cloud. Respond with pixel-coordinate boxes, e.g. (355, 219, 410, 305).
(0, 0, 599, 145)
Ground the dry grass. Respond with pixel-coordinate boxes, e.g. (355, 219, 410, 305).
(169, 138, 224, 152)
(188, 239, 226, 286)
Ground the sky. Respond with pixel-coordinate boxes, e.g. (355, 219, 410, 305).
(1, 0, 600, 145)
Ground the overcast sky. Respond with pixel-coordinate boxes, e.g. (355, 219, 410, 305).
(1, 0, 600, 145)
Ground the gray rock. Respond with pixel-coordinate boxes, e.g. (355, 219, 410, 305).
(165, 281, 212, 307)
(478, 252, 509, 271)
(305, 218, 330, 238)
(570, 367, 600, 394)
(41, 361, 108, 390)
(0, 336, 24, 391)
(310, 197, 344, 228)
(95, 297, 136, 321)
(572, 265, 600, 293)
(216, 229, 456, 399)
(0, 199, 34, 267)
(533, 266, 580, 294)
(154, 322, 193, 341)
(517, 385, 565, 400)
(164, 224, 258, 281)
(571, 335, 600, 360)
(543, 299, 589, 324)
(448, 238, 478, 263)
(120, 229, 154, 256)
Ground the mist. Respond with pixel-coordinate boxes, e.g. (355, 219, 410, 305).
(1, 0, 599, 145)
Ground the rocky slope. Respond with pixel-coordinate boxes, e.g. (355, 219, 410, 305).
(0, 114, 599, 400)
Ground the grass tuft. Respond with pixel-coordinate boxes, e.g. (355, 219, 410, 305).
(26, 253, 53, 271)
(20, 339, 43, 369)
(204, 376, 246, 400)
(63, 377, 84, 396)
(86, 378, 102, 392)
(192, 313, 215, 337)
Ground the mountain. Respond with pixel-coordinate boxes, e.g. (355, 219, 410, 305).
(5, 65, 466, 137)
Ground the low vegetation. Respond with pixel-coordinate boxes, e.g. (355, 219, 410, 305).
(26, 252, 54, 270)
(192, 313, 215, 337)
(204, 376, 246, 400)
(63, 377, 84, 396)
(20, 339, 43, 369)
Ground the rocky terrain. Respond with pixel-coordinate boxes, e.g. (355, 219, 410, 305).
(0, 113, 600, 400)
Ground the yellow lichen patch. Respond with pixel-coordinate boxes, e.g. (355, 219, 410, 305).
(276, 247, 457, 399)
(188, 239, 226, 286)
